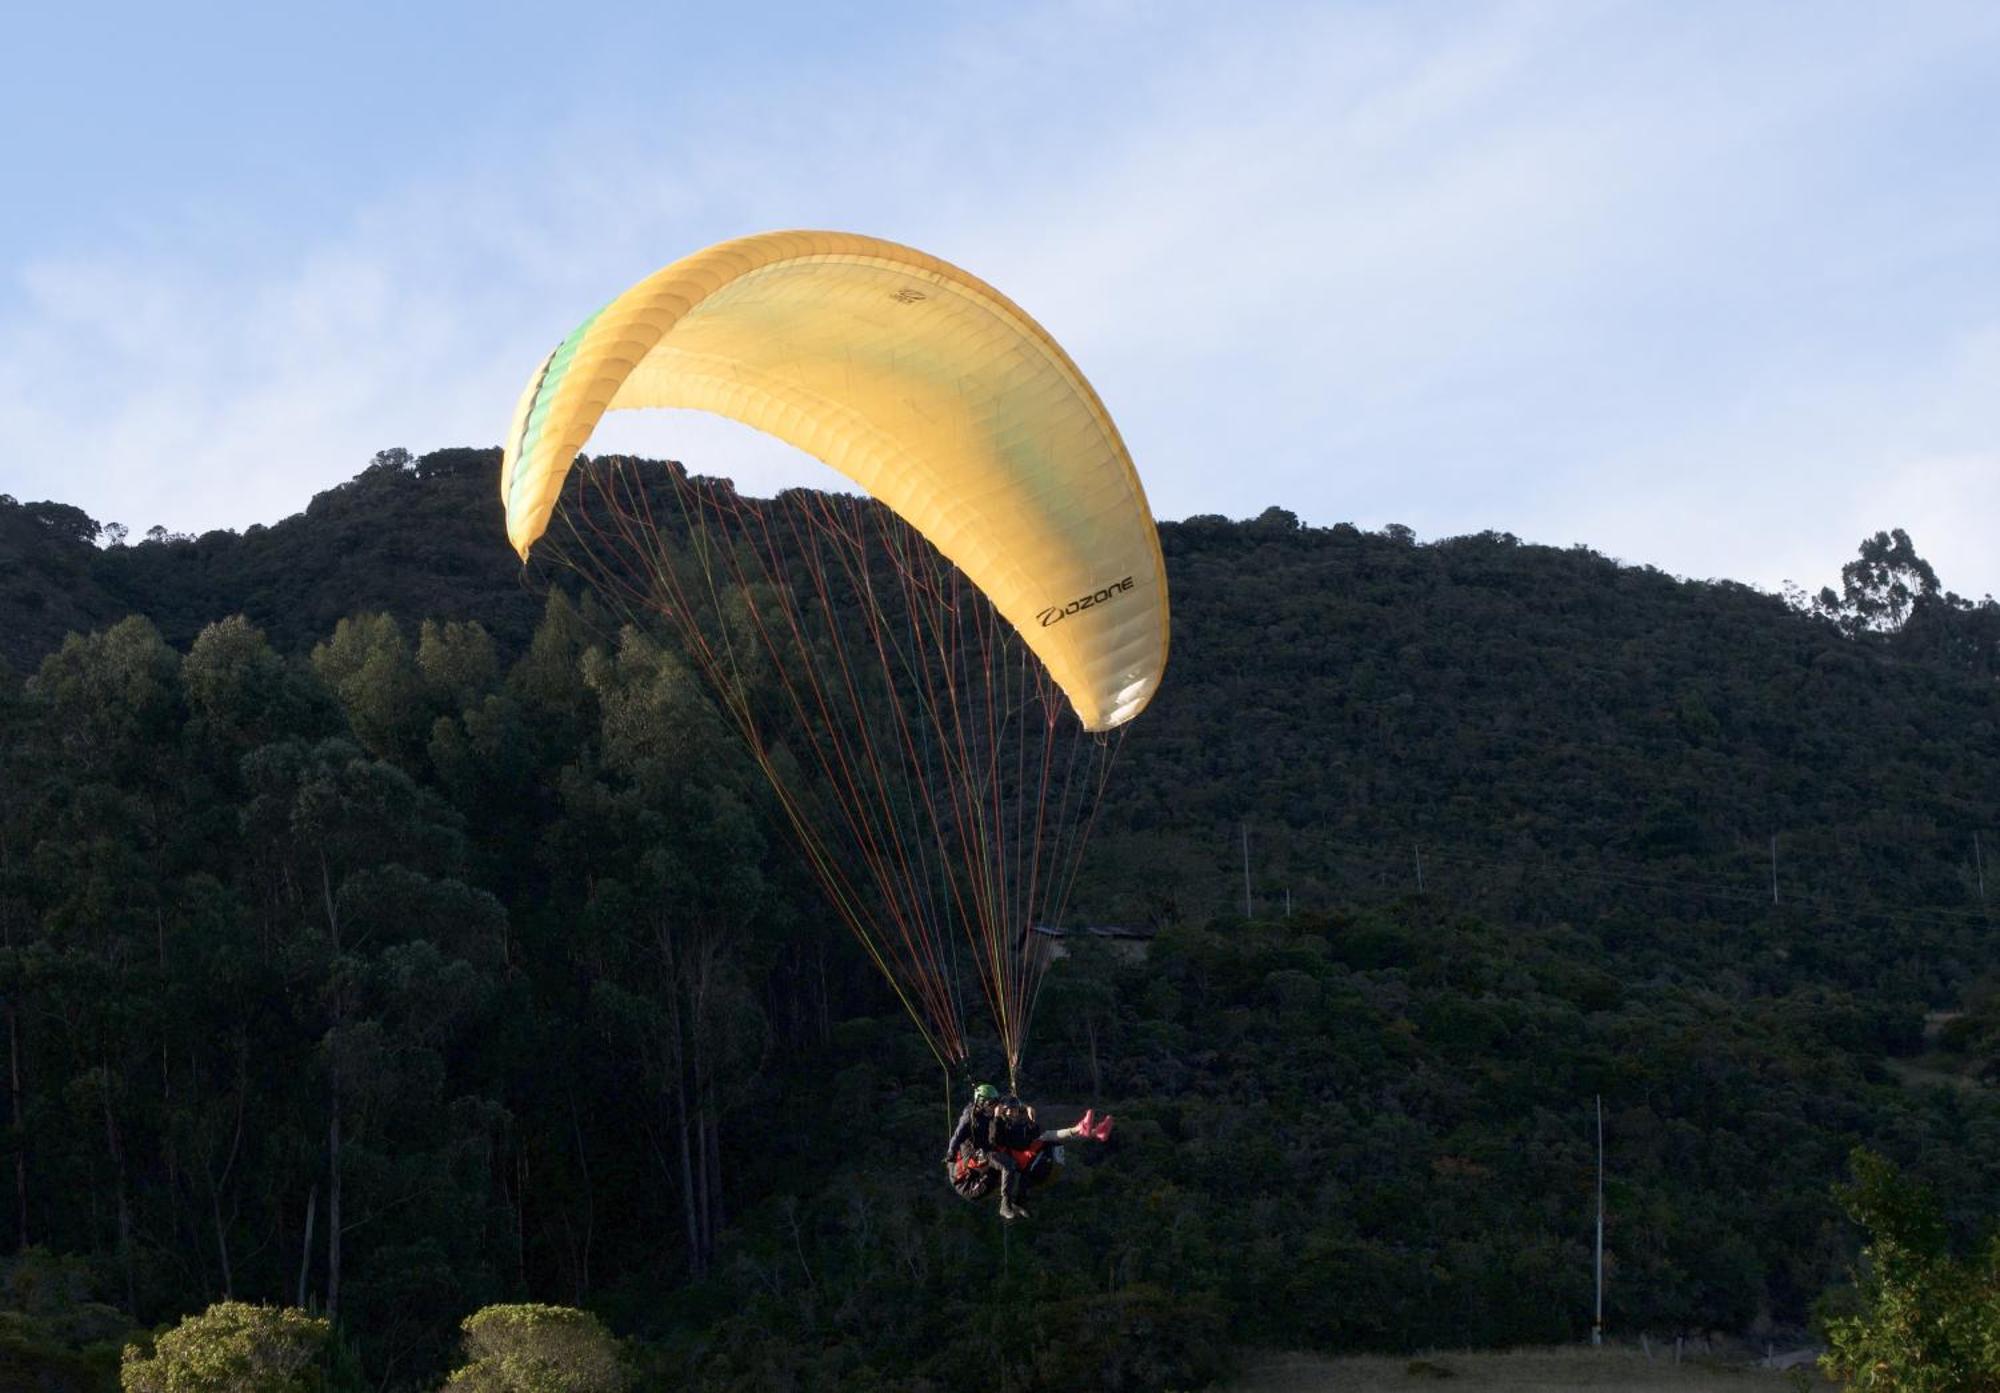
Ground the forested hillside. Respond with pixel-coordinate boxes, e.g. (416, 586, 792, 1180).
(0, 450, 542, 675)
(1, 452, 1996, 1390)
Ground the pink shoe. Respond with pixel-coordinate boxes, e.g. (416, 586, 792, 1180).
(1076, 1108, 1097, 1135)
(1091, 1114, 1115, 1142)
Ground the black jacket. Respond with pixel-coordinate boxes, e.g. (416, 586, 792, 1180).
(944, 1102, 999, 1163)
(991, 1108, 1043, 1152)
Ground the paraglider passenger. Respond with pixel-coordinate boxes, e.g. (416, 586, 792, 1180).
(945, 1084, 1114, 1221)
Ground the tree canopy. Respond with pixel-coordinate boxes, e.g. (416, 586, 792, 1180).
(0, 455, 1995, 1389)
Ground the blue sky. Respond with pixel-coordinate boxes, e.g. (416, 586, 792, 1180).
(5, 0, 1997, 599)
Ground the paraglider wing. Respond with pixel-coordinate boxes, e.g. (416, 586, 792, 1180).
(501, 230, 1168, 730)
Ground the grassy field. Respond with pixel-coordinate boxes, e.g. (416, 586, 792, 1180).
(1227, 1347, 1836, 1392)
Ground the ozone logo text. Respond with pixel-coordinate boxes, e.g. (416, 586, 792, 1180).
(1037, 576, 1136, 628)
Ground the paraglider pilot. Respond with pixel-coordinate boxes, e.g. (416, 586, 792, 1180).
(944, 1083, 1114, 1220)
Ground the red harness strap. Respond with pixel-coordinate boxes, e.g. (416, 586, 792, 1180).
(954, 1137, 1047, 1181)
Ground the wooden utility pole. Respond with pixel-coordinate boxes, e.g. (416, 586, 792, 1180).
(1593, 1094, 1605, 1346)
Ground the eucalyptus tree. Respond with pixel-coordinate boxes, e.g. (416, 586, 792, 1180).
(236, 732, 495, 1330)
(557, 630, 769, 1281)
(22, 618, 188, 1311)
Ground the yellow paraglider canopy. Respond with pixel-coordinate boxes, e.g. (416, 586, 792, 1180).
(501, 230, 1167, 730)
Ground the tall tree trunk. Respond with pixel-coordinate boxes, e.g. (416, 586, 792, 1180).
(297, 1183, 317, 1309)
(7, 1002, 24, 1250)
(156, 907, 182, 1264)
(319, 850, 344, 1323)
(209, 1069, 244, 1300)
(688, 958, 715, 1272)
(326, 1108, 342, 1322)
(659, 920, 706, 1277)
(670, 1042, 702, 1277)
(514, 1148, 529, 1295)
(692, 1090, 710, 1269)
(705, 1110, 724, 1240)
(817, 937, 831, 1045)
(568, 1093, 592, 1300)
(209, 1185, 233, 1299)
(100, 1066, 136, 1313)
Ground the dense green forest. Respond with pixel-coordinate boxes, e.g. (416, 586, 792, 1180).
(1, 451, 1998, 1390)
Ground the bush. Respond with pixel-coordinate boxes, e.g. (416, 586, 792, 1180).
(0, 1311, 121, 1393)
(441, 1304, 627, 1393)
(121, 1302, 332, 1393)
(1819, 1150, 2000, 1392)
(0, 1249, 131, 1392)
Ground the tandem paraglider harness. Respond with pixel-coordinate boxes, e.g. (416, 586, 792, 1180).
(948, 1137, 1065, 1201)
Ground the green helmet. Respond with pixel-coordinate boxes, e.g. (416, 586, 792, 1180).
(972, 1083, 1001, 1105)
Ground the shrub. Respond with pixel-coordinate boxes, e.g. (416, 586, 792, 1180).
(121, 1302, 332, 1393)
(441, 1304, 627, 1393)
(1820, 1150, 2000, 1392)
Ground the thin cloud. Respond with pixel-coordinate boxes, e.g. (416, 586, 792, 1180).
(0, 0, 1993, 599)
